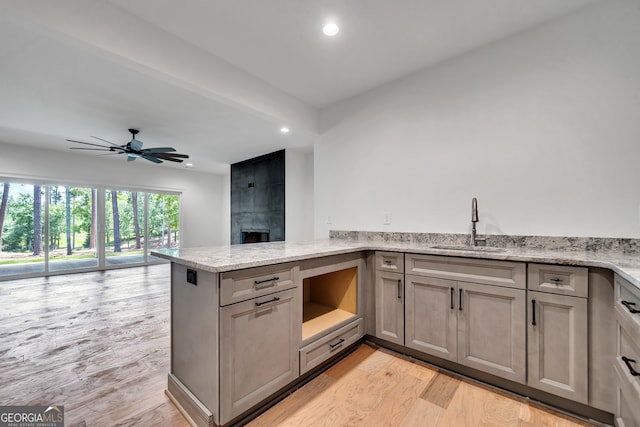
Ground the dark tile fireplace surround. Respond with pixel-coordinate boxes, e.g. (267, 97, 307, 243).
(231, 150, 285, 245)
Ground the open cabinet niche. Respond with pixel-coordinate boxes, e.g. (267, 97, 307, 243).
(302, 267, 358, 341)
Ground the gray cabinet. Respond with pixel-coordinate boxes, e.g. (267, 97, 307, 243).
(458, 281, 526, 383)
(614, 274, 640, 427)
(375, 271, 405, 346)
(404, 254, 526, 383)
(405, 274, 457, 361)
(527, 265, 588, 404)
(527, 290, 588, 403)
(374, 252, 405, 346)
(219, 288, 300, 423)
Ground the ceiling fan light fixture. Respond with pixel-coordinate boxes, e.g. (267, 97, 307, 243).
(67, 128, 189, 165)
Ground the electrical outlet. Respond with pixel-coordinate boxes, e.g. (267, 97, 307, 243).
(383, 212, 392, 225)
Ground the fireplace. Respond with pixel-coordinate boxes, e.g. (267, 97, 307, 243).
(241, 230, 270, 244)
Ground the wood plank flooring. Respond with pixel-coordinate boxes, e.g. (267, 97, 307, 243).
(0, 265, 597, 426)
(249, 345, 596, 427)
(0, 264, 189, 427)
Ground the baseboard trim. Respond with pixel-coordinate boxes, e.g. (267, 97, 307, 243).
(167, 373, 215, 427)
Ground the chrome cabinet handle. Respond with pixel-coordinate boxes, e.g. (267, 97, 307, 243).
(450, 287, 454, 310)
(549, 277, 563, 283)
(621, 300, 640, 314)
(622, 356, 639, 377)
(255, 296, 280, 307)
(397, 279, 402, 300)
(384, 260, 393, 265)
(459, 289, 463, 311)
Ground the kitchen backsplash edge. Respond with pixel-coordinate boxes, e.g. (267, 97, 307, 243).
(329, 230, 640, 254)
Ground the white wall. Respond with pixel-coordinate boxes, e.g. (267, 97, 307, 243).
(0, 142, 227, 247)
(286, 148, 314, 242)
(315, 0, 640, 239)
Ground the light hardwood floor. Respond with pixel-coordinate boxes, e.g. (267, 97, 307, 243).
(0, 265, 596, 426)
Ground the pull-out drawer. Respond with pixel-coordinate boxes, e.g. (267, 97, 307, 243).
(405, 254, 525, 289)
(220, 263, 299, 306)
(527, 264, 588, 298)
(375, 251, 404, 273)
(616, 275, 640, 339)
(300, 317, 363, 375)
(615, 313, 640, 393)
(614, 357, 640, 427)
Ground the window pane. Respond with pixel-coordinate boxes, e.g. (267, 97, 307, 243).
(105, 189, 145, 266)
(148, 193, 180, 261)
(48, 186, 98, 272)
(0, 182, 45, 276)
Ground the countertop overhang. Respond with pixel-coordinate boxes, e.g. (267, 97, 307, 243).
(152, 238, 640, 290)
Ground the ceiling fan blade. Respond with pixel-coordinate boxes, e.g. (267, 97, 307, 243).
(67, 139, 112, 149)
(90, 136, 122, 147)
(141, 155, 163, 164)
(153, 152, 189, 159)
(155, 156, 183, 163)
(69, 147, 114, 151)
(142, 147, 176, 154)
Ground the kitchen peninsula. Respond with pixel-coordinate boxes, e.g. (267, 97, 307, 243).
(153, 232, 640, 427)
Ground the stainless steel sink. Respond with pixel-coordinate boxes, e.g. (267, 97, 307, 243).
(430, 244, 507, 253)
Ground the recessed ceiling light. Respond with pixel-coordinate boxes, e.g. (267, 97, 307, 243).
(323, 22, 339, 36)
(280, 126, 290, 134)
(185, 163, 193, 168)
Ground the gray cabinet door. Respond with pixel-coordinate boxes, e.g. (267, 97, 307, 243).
(528, 290, 588, 403)
(219, 288, 299, 424)
(405, 274, 457, 361)
(375, 271, 404, 345)
(457, 282, 526, 383)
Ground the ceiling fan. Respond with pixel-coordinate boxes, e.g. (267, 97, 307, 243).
(67, 129, 189, 164)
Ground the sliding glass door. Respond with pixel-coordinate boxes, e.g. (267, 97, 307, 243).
(105, 190, 145, 266)
(0, 182, 44, 276)
(148, 193, 180, 262)
(48, 186, 98, 272)
(0, 179, 181, 279)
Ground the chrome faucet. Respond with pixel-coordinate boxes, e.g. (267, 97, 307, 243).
(470, 197, 485, 247)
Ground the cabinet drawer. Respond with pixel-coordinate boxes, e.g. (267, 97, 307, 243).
(300, 317, 363, 375)
(614, 356, 640, 427)
(616, 315, 640, 392)
(220, 263, 299, 306)
(406, 254, 525, 289)
(528, 264, 588, 297)
(616, 275, 640, 338)
(375, 251, 404, 273)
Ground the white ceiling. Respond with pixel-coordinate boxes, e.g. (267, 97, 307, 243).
(0, 0, 599, 174)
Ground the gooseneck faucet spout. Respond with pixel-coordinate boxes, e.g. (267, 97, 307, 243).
(471, 197, 479, 247)
(471, 197, 479, 223)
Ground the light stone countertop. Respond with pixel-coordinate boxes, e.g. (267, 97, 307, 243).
(152, 238, 640, 290)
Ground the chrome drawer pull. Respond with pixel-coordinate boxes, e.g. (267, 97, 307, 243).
(549, 277, 563, 283)
(622, 356, 640, 377)
(255, 296, 280, 307)
(329, 338, 345, 350)
(621, 300, 640, 314)
(384, 260, 393, 265)
(254, 276, 279, 285)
